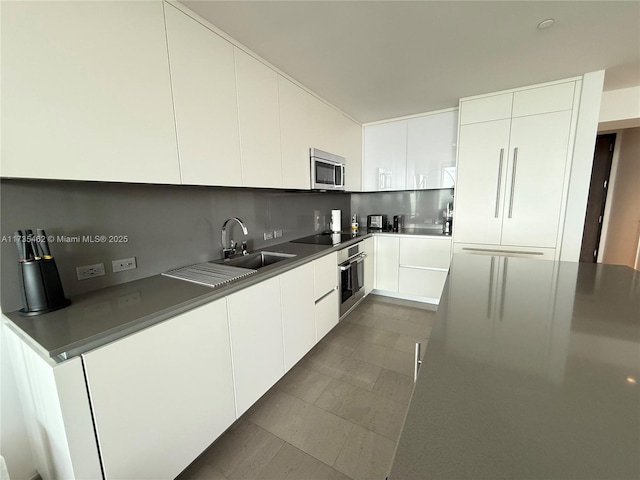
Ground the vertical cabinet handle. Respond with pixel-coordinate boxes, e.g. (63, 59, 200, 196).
(508, 147, 518, 219)
(499, 257, 509, 320)
(487, 256, 495, 318)
(414, 342, 422, 382)
(495, 149, 505, 218)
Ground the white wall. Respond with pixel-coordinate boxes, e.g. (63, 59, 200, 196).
(559, 70, 605, 262)
(599, 86, 640, 129)
(601, 127, 640, 269)
(1, 327, 37, 480)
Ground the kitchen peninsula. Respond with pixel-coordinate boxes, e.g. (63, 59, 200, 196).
(390, 255, 640, 479)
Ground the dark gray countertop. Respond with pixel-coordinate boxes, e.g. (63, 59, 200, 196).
(389, 255, 640, 479)
(4, 233, 374, 361)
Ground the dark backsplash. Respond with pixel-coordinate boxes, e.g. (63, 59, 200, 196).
(351, 189, 454, 231)
(1, 179, 452, 311)
(0, 179, 349, 311)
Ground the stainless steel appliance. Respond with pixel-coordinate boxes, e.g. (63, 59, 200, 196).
(393, 215, 404, 232)
(311, 148, 345, 191)
(367, 214, 386, 231)
(338, 242, 366, 318)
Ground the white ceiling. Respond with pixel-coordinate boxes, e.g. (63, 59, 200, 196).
(181, 1, 640, 123)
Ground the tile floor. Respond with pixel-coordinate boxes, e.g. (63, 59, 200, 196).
(177, 295, 437, 480)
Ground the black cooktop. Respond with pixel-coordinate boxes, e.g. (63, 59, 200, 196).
(291, 232, 362, 246)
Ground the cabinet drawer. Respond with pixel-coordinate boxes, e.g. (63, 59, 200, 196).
(315, 289, 339, 342)
(314, 252, 338, 300)
(512, 82, 575, 117)
(399, 237, 451, 269)
(460, 93, 513, 125)
(398, 267, 448, 300)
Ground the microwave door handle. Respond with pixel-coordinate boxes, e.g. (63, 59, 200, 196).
(340, 164, 346, 187)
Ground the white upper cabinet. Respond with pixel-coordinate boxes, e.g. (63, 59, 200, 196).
(279, 76, 311, 189)
(164, 5, 242, 187)
(1, 1, 180, 183)
(364, 120, 408, 191)
(234, 48, 283, 188)
(454, 80, 578, 252)
(406, 110, 458, 189)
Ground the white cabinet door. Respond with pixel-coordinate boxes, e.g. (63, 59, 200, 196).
(406, 110, 458, 189)
(227, 277, 284, 417)
(339, 116, 364, 192)
(398, 267, 448, 300)
(375, 236, 399, 292)
(500, 110, 573, 248)
(315, 289, 339, 341)
(280, 262, 316, 371)
(314, 252, 338, 300)
(235, 48, 282, 188)
(364, 121, 408, 191)
(1, 1, 180, 183)
(459, 93, 513, 125)
(511, 82, 575, 118)
(454, 119, 511, 245)
(83, 299, 235, 480)
(279, 76, 311, 190)
(164, 5, 241, 187)
(399, 237, 452, 269)
(363, 237, 375, 296)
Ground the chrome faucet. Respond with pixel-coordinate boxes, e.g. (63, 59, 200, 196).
(222, 217, 248, 259)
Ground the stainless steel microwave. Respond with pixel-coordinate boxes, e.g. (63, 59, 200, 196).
(310, 148, 345, 190)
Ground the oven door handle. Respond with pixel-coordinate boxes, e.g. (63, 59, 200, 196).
(339, 253, 367, 271)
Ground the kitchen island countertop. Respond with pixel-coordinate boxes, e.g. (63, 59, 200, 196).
(389, 254, 640, 479)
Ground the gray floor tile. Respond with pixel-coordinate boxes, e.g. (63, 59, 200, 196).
(179, 460, 229, 480)
(337, 321, 400, 348)
(392, 334, 429, 355)
(358, 300, 410, 320)
(371, 315, 428, 338)
(258, 442, 351, 480)
(336, 356, 382, 391)
(352, 342, 414, 376)
(344, 311, 377, 327)
(300, 342, 350, 378)
(333, 424, 396, 480)
(406, 308, 439, 327)
(250, 390, 354, 466)
(202, 420, 284, 480)
(372, 368, 414, 406)
(315, 379, 407, 441)
(276, 365, 333, 404)
(322, 330, 362, 356)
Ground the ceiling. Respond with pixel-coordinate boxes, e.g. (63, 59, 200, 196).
(181, 1, 640, 124)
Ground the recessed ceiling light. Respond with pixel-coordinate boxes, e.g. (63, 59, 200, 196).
(537, 19, 555, 30)
(627, 376, 637, 385)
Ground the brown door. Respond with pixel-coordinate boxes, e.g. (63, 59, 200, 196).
(579, 134, 616, 262)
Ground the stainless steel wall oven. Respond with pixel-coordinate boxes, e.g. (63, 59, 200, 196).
(338, 242, 366, 318)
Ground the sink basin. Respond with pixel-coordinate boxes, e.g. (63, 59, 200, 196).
(218, 251, 296, 270)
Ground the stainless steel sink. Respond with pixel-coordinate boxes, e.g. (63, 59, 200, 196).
(218, 251, 296, 270)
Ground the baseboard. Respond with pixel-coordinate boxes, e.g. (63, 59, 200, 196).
(370, 290, 439, 310)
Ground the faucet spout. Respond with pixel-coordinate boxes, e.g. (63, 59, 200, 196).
(222, 217, 249, 258)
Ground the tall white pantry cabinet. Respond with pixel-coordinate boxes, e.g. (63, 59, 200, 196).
(453, 80, 581, 259)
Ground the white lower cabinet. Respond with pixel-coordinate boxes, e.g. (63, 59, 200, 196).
(315, 289, 339, 341)
(280, 262, 316, 371)
(375, 236, 400, 292)
(313, 252, 339, 341)
(227, 276, 284, 417)
(375, 235, 452, 304)
(363, 237, 375, 296)
(82, 298, 235, 480)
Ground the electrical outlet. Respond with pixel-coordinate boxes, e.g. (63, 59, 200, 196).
(273, 229, 283, 238)
(112, 257, 137, 273)
(76, 263, 105, 280)
(263, 232, 273, 240)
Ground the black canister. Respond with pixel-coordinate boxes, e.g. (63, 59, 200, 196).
(19, 258, 70, 316)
